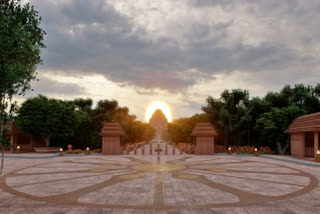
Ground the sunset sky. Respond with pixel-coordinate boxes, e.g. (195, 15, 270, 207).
(19, 0, 320, 121)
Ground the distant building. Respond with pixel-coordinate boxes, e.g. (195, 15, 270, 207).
(149, 109, 168, 140)
(9, 122, 45, 152)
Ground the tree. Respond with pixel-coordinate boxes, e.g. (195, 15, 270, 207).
(16, 96, 75, 147)
(0, 0, 45, 174)
(255, 106, 306, 154)
(202, 89, 249, 146)
(113, 106, 155, 143)
(165, 113, 208, 143)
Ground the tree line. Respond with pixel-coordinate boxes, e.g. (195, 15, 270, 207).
(166, 84, 320, 154)
(16, 96, 155, 150)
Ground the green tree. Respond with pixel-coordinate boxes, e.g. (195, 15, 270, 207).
(202, 89, 249, 146)
(125, 121, 155, 143)
(256, 106, 306, 154)
(165, 113, 208, 143)
(16, 96, 76, 147)
(113, 107, 155, 144)
(0, 0, 45, 174)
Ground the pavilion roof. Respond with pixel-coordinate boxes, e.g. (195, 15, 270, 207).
(191, 123, 218, 136)
(287, 112, 320, 133)
(100, 123, 125, 136)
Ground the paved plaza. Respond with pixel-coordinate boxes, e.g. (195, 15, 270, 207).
(1, 153, 320, 214)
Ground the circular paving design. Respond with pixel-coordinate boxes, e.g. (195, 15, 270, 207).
(0, 156, 318, 209)
(131, 163, 186, 172)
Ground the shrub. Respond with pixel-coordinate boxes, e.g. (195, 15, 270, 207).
(72, 149, 82, 154)
(215, 145, 275, 155)
(93, 148, 102, 153)
(215, 145, 227, 153)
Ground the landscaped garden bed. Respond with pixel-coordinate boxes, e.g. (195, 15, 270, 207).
(64, 148, 102, 155)
(34, 147, 61, 153)
(215, 145, 275, 155)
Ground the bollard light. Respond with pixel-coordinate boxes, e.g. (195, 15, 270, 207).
(16, 145, 20, 153)
(254, 148, 258, 152)
(59, 148, 64, 156)
(228, 147, 232, 155)
(316, 150, 320, 162)
(85, 147, 90, 155)
(17, 145, 20, 150)
(60, 148, 63, 152)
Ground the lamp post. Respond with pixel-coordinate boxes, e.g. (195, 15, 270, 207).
(16, 145, 20, 153)
(254, 148, 259, 156)
(228, 147, 231, 155)
(59, 148, 64, 156)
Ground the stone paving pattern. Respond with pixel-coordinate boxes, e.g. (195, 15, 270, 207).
(0, 149, 320, 213)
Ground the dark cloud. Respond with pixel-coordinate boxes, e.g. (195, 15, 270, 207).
(31, 76, 85, 95)
(31, 0, 320, 92)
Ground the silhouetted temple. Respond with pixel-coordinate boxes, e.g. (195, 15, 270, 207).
(149, 109, 168, 140)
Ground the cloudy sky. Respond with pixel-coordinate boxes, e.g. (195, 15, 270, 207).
(19, 0, 320, 121)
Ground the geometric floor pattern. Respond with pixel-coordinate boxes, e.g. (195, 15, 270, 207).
(1, 154, 320, 213)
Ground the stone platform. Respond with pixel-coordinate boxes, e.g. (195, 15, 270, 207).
(0, 154, 320, 213)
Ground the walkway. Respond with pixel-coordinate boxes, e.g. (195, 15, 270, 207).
(0, 154, 320, 213)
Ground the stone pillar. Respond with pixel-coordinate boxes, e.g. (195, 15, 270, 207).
(187, 146, 190, 154)
(314, 132, 319, 160)
(191, 123, 217, 155)
(165, 144, 168, 155)
(100, 123, 125, 155)
(67, 144, 72, 152)
(150, 144, 152, 155)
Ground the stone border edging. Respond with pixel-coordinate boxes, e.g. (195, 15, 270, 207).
(260, 155, 320, 168)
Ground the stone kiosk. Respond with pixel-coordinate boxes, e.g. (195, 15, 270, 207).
(191, 123, 217, 155)
(100, 123, 125, 155)
(9, 122, 45, 152)
(287, 112, 320, 160)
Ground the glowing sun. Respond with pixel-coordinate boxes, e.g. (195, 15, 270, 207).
(145, 101, 172, 122)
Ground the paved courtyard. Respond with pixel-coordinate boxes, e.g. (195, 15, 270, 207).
(1, 153, 320, 213)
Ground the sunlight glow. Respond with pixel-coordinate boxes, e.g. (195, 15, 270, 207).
(145, 101, 172, 122)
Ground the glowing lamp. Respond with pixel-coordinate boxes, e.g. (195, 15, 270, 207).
(317, 150, 320, 155)
(254, 148, 258, 152)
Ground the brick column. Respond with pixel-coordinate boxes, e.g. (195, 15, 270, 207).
(314, 132, 319, 159)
